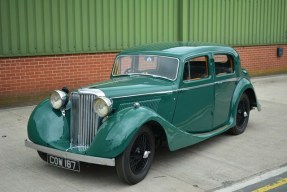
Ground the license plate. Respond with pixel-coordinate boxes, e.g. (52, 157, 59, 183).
(47, 154, 80, 172)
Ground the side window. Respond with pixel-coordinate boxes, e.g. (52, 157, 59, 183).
(214, 54, 234, 76)
(183, 56, 209, 81)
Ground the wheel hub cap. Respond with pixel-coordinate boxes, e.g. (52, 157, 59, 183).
(244, 111, 248, 117)
(143, 151, 151, 159)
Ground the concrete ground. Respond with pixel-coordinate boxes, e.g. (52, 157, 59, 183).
(0, 74, 287, 192)
(237, 170, 287, 192)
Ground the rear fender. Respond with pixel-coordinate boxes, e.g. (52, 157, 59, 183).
(229, 78, 261, 126)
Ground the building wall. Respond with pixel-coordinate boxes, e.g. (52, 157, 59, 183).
(1, 45, 286, 107)
(0, 0, 179, 57)
(236, 45, 287, 76)
(181, 0, 287, 45)
(1, 0, 286, 107)
(1, 0, 287, 57)
(0, 53, 116, 107)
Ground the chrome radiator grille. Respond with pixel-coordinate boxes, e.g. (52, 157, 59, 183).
(70, 93, 100, 150)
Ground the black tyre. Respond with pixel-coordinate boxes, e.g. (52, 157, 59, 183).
(229, 93, 250, 135)
(37, 151, 47, 162)
(116, 126, 155, 185)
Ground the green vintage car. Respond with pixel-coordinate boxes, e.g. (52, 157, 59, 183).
(25, 42, 261, 184)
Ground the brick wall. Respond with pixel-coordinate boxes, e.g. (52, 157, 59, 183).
(0, 45, 286, 107)
(235, 45, 287, 76)
(0, 53, 116, 107)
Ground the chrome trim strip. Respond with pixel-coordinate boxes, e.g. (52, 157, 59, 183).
(111, 90, 174, 99)
(215, 77, 238, 84)
(25, 139, 115, 166)
(180, 78, 238, 91)
(78, 88, 105, 97)
(178, 82, 214, 91)
(110, 78, 239, 99)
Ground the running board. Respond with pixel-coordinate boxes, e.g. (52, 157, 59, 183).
(191, 125, 230, 138)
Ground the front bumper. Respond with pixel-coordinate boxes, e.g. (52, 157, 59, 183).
(25, 139, 115, 166)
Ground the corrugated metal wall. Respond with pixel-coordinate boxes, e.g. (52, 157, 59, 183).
(0, 0, 286, 57)
(182, 0, 287, 45)
(0, 0, 178, 57)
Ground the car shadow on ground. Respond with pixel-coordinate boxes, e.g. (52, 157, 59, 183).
(155, 131, 231, 158)
(37, 129, 241, 189)
(77, 133, 229, 178)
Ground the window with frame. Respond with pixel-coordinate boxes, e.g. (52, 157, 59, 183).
(113, 55, 179, 80)
(183, 56, 209, 81)
(214, 54, 234, 76)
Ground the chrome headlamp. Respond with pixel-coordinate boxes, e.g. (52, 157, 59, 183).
(93, 97, 112, 117)
(50, 90, 68, 109)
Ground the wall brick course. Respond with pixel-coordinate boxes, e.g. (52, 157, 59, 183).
(234, 45, 287, 76)
(1, 45, 287, 107)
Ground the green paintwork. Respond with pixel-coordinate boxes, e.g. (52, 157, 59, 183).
(173, 52, 214, 133)
(213, 73, 237, 128)
(118, 42, 238, 63)
(27, 43, 261, 159)
(174, 76, 214, 133)
(87, 76, 176, 99)
(28, 99, 70, 146)
(1, 0, 287, 57)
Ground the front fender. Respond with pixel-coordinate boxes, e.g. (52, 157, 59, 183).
(86, 105, 215, 158)
(86, 106, 168, 158)
(27, 99, 70, 146)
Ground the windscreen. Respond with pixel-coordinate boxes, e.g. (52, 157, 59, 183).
(113, 55, 179, 80)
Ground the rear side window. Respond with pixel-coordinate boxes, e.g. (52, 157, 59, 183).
(214, 54, 234, 76)
(183, 56, 209, 81)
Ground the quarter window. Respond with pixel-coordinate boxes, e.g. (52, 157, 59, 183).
(183, 56, 209, 81)
(214, 54, 234, 76)
(114, 56, 132, 75)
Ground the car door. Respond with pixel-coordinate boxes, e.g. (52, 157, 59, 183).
(212, 53, 237, 129)
(172, 55, 214, 133)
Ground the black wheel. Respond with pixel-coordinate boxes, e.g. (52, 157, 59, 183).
(116, 126, 155, 185)
(229, 93, 250, 135)
(37, 151, 47, 162)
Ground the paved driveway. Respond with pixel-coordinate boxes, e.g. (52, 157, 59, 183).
(0, 74, 286, 192)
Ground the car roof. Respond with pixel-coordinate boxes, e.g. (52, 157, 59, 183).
(118, 42, 238, 60)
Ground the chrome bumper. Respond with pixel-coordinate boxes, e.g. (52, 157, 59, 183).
(25, 139, 115, 166)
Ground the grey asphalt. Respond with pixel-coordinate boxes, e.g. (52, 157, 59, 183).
(0, 74, 287, 192)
